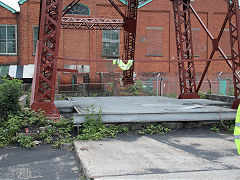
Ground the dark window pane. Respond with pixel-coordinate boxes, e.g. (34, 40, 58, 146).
(0, 26, 6, 40)
(102, 30, 119, 57)
(0, 25, 17, 54)
(7, 40, 16, 53)
(7, 26, 15, 39)
(122, 0, 149, 6)
(33, 27, 39, 54)
(0, 40, 6, 53)
(66, 4, 90, 15)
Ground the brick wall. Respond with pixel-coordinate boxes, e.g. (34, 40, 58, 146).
(0, 0, 234, 89)
(0, 6, 18, 65)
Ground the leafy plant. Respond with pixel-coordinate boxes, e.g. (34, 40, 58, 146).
(129, 80, 144, 96)
(76, 106, 128, 141)
(12, 134, 35, 148)
(0, 76, 23, 124)
(198, 91, 207, 99)
(138, 123, 171, 135)
(168, 93, 177, 98)
(221, 120, 235, 133)
(210, 124, 220, 133)
(25, 88, 32, 107)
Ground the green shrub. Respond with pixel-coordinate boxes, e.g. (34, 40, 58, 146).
(0, 77, 23, 123)
(76, 106, 128, 141)
(198, 91, 207, 99)
(138, 123, 171, 135)
(129, 80, 143, 96)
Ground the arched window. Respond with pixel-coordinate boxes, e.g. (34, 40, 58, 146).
(119, 0, 152, 8)
(65, 4, 90, 15)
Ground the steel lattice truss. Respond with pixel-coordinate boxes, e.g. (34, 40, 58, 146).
(61, 17, 124, 30)
(228, 0, 240, 108)
(122, 0, 138, 85)
(172, 0, 198, 98)
(30, 0, 63, 117)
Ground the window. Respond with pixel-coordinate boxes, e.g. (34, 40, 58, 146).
(102, 30, 120, 57)
(0, 25, 17, 55)
(146, 27, 163, 57)
(33, 26, 39, 55)
(119, 0, 152, 8)
(65, 4, 90, 15)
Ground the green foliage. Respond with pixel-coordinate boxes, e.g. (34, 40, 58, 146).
(138, 123, 171, 135)
(0, 76, 23, 123)
(168, 93, 177, 98)
(76, 106, 128, 141)
(25, 88, 31, 107)
(198, 91, 207, 99)
(129, 80, 144, 96)
(0, 107, 74, 148)
(210, 125, 220, 133)
(221, 120, 235, 133)
(12, 134, 35, 148)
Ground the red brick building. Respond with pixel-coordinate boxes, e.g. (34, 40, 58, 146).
(0, 0, 233, 95)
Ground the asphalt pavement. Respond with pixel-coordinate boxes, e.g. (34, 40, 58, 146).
(0, 144, 81, 180)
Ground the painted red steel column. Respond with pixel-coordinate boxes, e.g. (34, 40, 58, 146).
(171, 0, 199, 99)
(30, 0, 63, 118)
(122, 0, 138, 85)
(228, 0, 240, 109)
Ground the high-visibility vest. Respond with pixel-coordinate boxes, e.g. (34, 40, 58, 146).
(113, 59, 134, 71)
(234, 105, 240, 155)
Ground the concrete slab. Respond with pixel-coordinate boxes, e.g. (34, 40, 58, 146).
(55, 96, 236, 124)
(74, 129, 240, 179)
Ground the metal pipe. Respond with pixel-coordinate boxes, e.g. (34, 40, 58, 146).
(157, 73, 161, 96)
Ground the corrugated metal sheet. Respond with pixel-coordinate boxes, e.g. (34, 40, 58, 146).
(23, 64, 34, 78)
(16, 65, 23, 78)
(9, 65, 17, 78)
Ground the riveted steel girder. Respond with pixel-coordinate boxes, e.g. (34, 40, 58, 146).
(227, 0, 240, 108)
(122, 0, 138, 85)
(171, 0, 199, 99)
(30, 0, 63, 118)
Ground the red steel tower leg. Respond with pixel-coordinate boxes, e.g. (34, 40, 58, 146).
(172, 0, 199, 99)
(30, 0, 63, 118)
(122, 0, 138, 85)
(228, 0, 240, 109)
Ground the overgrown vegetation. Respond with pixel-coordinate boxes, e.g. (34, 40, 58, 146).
(0, 108, 74, 148)
(0, 77, 23, 124)
(119, 80, 145, 96)
(210, 120, 235, 134)
(138, 123, 172, 135)
(76, 106, 129, 141)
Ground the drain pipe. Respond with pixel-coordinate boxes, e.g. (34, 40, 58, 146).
(157, 73, 161, 96)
